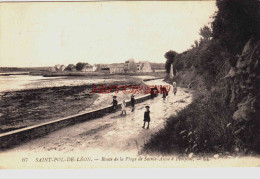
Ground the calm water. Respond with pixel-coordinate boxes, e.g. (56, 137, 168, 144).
(0, 75, 125, 93)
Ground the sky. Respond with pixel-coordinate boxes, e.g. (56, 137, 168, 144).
(0, 1, 217, 67)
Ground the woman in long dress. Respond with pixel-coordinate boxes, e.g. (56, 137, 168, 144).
(173, 82, 177, 95)
(121, 100, 126, 116)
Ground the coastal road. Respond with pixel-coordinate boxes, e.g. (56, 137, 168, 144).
(1, 79, 259, 169)
(0, 79, 193, 155)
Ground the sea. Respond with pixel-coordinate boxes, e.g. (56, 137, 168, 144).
(0, 73, 125, 93)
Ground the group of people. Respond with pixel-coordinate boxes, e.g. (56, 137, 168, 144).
(112, 94, 136, 115)
(111, 81, 178, 129)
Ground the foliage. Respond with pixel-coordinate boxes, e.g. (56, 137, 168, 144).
(64, 64, 75, 71)
(76, 62, 89, 71)
(145, 0, 260, 155)
(212, 0, 260, 55)
(128, 60, 137, 72)
(143, 90, 238, 154)
(164, 50, 178, 74)
(199, 25, 212, 41)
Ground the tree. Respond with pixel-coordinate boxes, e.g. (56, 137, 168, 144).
(65, 64, 75, 71)
(76, 62, 88, 71)
(128, 59, 137, 72)
(212, 0, 260, 55)
(194, 40, 199, 48)
(199, 25, 212, 41)
(164, 50, 177, 74)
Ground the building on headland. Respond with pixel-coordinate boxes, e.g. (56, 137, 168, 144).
(65, 64, 76, 72)
(60, 65, 66, 72)
(51, 64, 67, 72)
(109, 63, 125, 74)
(81, 64, 94, 72)
(137, 61, 152, 73)
(108, 60, 164, 74)
(95, 64, 110, 73)
(47, 61, 165, 74)
(49, 67, 56, 72)
(92, 65, 97, 72)
(54, 64, 61, 71)
(124, 59, 137, 73)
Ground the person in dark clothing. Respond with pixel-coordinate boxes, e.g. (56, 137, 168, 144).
(131, 94, 135, 112)
(142, 106, 150, 129)
(162, 87, 167, 100)
(150, 88, 155, 99)
(112, 96, 118, 110)
(160, 85, 163, 94)
(150, 87, 158, 99)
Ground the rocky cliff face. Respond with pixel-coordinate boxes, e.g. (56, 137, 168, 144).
(226, 37, 260, 151)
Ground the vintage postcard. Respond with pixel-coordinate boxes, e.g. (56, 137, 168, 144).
(0, 0, 259, 169)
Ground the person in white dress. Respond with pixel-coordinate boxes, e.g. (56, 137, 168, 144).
(121, 100, 126, 116)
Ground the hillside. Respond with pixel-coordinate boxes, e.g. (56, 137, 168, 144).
(143, 0, 260, 155)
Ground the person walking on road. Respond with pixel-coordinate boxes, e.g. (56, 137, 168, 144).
(112, 95, 118, 111)
(173, 82, 177, 95)
(131, 94, 135, 112)
(162, 86, 168, 100)
(121, 100, 126, 116)
(142, 106, 150, 129)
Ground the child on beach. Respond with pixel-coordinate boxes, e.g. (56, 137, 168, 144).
(142, 106, 150, 129)
(131, 94, 135, 112)
(173, 82, 177, 95)
(112, 96, 118, 111)
(121, 100, 126, 116)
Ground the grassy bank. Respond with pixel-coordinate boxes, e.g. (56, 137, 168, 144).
(142, 48, 250, 155)
(143, 0, 260, 155)
(142, 90, 240, 155)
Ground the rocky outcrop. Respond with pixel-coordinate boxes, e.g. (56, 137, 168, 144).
(226, 37, 260, 151)
(229, 37, 260, 121)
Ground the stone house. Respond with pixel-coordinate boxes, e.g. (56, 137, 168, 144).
(110, 63, 125, 74)
(65, 64, 76, 72)
(81, 64, 94, 72)
(49, 67, 56, 72)
(124, 59, 137, 73)
(96, 64, 110, 73)
(60, 65, 66, 72)
(137, 61, 152, 73)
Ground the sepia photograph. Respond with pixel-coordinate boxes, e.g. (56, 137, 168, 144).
(0, 0, 259, 169)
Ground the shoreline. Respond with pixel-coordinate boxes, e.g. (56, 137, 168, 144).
(0, 77, 144, 134)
